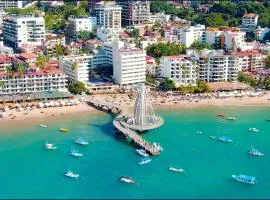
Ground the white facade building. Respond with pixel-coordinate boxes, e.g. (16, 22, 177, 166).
(94, 1, 122, 32)
(97, 27, 119, 43)
(242, 13, 258, 28)
(222, 31, 246, 51)
(148, 12, 170, 24)
(161, 55, 198, 86)
(0, 1, 23, 10)
(0, 70, 68, 95)
(255, 26, 270, 41)
(3, 15, 45, 48)
(113, 41, 146, 85)
(68, 16, 95, 33)
(180, 24, 206, 48)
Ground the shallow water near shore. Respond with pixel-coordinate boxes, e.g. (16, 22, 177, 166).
(0, 106, 270, 199)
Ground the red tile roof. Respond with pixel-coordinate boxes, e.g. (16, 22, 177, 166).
(229, 50, 262, 56)
(0, 54, 12, 63)
(19, 53, 38, 60)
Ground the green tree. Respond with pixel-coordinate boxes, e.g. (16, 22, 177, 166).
(158, 78, 176, 91)
(146, 76, 156, 84)
(16, 62, 25, 77)
(265, 56, 270, 69)
(191, 41, 213, 51)
(76, 31, 91, 41)
(71, 61, 78, 72)
(36, 55, 49, 69)
(238, 72, 258, 87)
(55, 44, 69, 56)
(195, 80, 210, 93)
(146, 42, 186, 58)
(204, 13, 227, 27)
(68, 81, 86, 95)
(6, 66, 14, 77)
(0, 81, 5, 88)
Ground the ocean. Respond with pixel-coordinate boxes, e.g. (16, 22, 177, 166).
(0, 106, 269, 199)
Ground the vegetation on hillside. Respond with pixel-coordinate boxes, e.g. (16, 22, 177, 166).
(146, 42, 186, 58)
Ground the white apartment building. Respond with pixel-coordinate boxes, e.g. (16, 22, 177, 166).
(0, 1, 23, 10)
(160, 55, 198, 86)
(0, 69, 68, 95)
(97, 27, 119, 43)
(148, 12, 170, 24)
(68, 16, 95, 33)
(222, 31, 246, 51)
(0, 54, 12, 72)
(45, 33, 65, 49)
(125, 1, 150, 28)
(94, 1, 122, 32)
(205, 29, 222, 46)
(242, 13, 258, 28)
(3, 15, 45, 48)
(59, 54, 93, 83)
(255, 26, 270, 41)
(180, 24, 206, 48)
(113, 41, 146, 85)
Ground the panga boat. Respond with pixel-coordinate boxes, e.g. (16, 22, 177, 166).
(169, 166, 184, 173)
(209, 135, 216, 139)
(65, 170, 79, 179)
(153, 142, 163, 151)
(232, 174, 257, 184)
(218, 136, 233, 143)
(196, 131, 203, 134)
(248, 128, 259, 132)
(44, 142, 57, 150)
(248, 146, 264, 156)
(138, 157, 152, 165)
(136, 149, 149, 157)
(217, 114, 225, 117)
(227, 117, 236, 120)
(59, 128, 68, 133)
(119, 176, 135, 184)
(70, 149, 83, 157)
(40, 124, 47, 128)
(74, 138, 89, 145)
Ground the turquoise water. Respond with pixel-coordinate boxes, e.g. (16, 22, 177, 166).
(0, 107, 270, 199)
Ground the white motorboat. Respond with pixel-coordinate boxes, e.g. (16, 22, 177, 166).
(153, 142, 163, 151)
(40, 124, 47, 128)
(70, 149, 83, 157)
(209, 135, 216, 139)
(138, 158, 152, 165)
(65, 170, 79, 179)
(169, 166, 184, 173)
(248, 146, 264, 156)
(232, 174, 257, 184)
(74, 138, 89, 146)
(248, 128, 259, 132)
(119, 176, 135, 184)
(227, 117, 236, 120)
(136, 149, 149, 157)
(44, 142, 57, 150)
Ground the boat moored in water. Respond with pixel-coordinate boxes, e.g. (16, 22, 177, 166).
(40, 124, 47, 128)
(227, 117, 236, 120)
(138, 157, 152, 165)
(136, 149, 149, 157)
(44, 142, 57, 150)
(209, 135, 216, 139)
(232, 174, 257, 184)
(248, 146, 264, 156)
(217, 114, 225, 117)
(65, 170, 79, 179)
(218, 136, 233, 143)
(153, 142, 163, 151)
(119, 176, 135, 184)
(74, 138, 89, 145)
(70, 149, 83, 157)
(169, 166, 184, 173)
(248, 128, 259, 132)
(59, 128, 68, 133)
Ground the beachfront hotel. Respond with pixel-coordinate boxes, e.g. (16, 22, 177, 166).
(160, 55, 198, 86)
(0, 68, 68, 95)
(113, 41, 146, 85)
(3, 15, 45, 48)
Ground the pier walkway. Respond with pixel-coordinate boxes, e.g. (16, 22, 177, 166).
(87, 100, 161, 155)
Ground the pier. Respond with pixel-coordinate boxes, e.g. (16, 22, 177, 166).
(88, 84, 164, 155)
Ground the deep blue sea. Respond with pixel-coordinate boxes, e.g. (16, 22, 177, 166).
(0, 106, 270, 199)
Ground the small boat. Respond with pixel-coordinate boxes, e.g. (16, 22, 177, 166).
(227, 117, 236, 120)
(195, 131, 203, 134)
(169, 166, 184, 173)
(266, 119, 270, 122)
(70, 149, 83, 157)
(119, 176, 135, 184)
(153, 142, 163, 151)
(65, 170, 79, 179)
(40, 124, 47, 128)
(217, 114, 225, 117)
(232, 174, 257, 184)
(59, 128, 68, 133)
(74, 138, 89, 146)
(248, 146, 264, 156)
(44, 142, 57, 150)
(218, 136, 233, 143)
(248, 128, 259, 132)
(138, 157, 152, 165)
(209, 135, 216, 139)
(136, 149, 149, 157)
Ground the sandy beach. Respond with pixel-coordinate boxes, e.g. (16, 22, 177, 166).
(0, 91, 270, 127)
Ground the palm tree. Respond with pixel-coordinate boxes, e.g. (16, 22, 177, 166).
(0, 81, 5, 88)
(16, 62, 25, 77)
(36, 55, 49, 69)
(6, 65, 13, 77)
(71, 61, 78, 72)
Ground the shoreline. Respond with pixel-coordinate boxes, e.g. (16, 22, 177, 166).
(0, 92, 270, 128)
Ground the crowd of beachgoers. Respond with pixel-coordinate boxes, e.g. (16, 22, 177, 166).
(0, 90, 269, 124)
